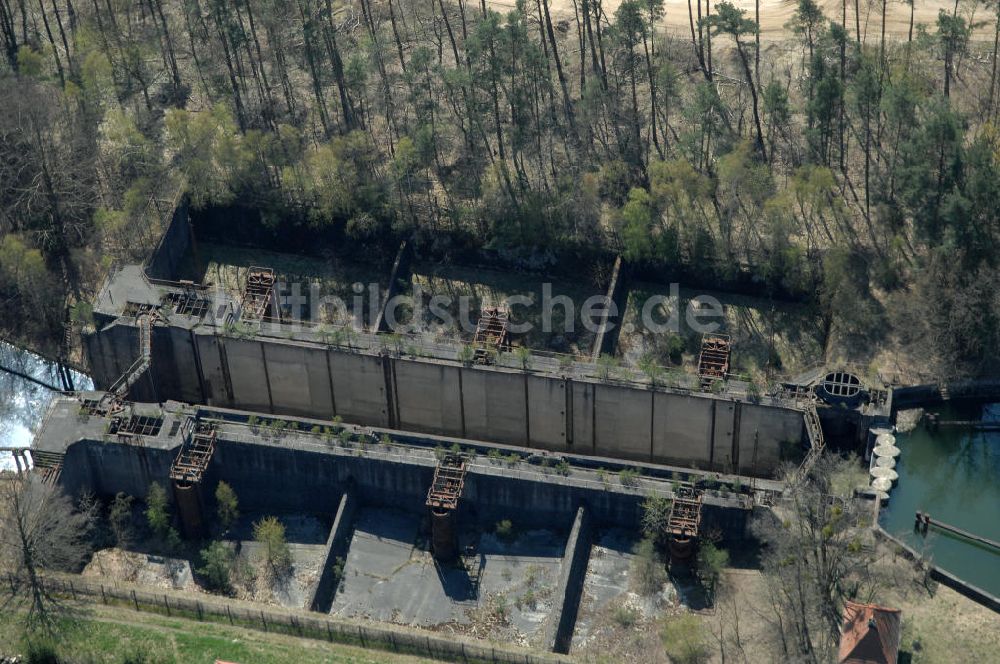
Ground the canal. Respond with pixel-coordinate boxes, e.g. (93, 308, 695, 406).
(0, 341, 92, 470)
(881, 401, 1000, 598)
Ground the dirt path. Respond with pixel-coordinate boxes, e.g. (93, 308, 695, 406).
(491, 0, 996, 42)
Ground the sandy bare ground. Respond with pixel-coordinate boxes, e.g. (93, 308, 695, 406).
(490, 0, 997, 42)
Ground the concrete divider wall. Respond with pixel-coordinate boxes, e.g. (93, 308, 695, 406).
(546, 506, 593, 654)
(223, 338, 272, 413)
(653, 392, 714, 467)
(527, 375, 568, 450)
(593, 383, 651, 461)
(309, 490, 359, 613)
(590, 256, 626, 362)
(460, 368, 530, 445)
(193, 332, 230, 406)
(264, 342, 334, 418)
(391, 358, 464, 436)
(737, 403, 803, 475)
(88, 322, 807, 477)
(75, 440, 174, 500)
(85, 322, 140, 397)
(327, 350, 386, 425)
(144, 196, 191, 282)
(374, 241, 413, 333)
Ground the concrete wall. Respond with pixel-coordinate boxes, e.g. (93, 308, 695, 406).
(87, 322, 806, 477)
(546, 507, 593, 654)
(310, 490, 359, 613)
(61, 428, 755, 542)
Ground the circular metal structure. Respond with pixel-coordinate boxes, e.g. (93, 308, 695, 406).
(870, 467, 899, 482)
(874, 455, 896, 469)
(817, 370, 866, 405)
(871, 477, 893, 492)
(874, 444, 901, 458)
(822, 371, 862, 396)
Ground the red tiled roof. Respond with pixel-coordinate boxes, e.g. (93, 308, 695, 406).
(838, 600, 902, 664)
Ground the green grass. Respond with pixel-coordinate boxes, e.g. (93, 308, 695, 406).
(1, 605, 429, 664)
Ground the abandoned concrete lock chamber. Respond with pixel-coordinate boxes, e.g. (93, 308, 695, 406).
(34, 198, 893, 653)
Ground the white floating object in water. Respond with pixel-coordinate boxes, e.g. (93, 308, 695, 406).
(876, 433, 896, 448)
(871, 477, 893, 492)
(873, 444, 901, 458)
(874, 455, 896, 468)
(870, 466, 899, 482)
(871, 489, 890, 502)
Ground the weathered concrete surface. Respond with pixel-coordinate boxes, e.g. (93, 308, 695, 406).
(331, 507, 565, 644)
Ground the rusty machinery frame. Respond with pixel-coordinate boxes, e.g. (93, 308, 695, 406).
(698, 333, 731, 387)
(426, 453, 468, 512)
(666, 486, 703, 541)
(240, 267, 277, 322)
(109, 405, 164, 446)
(473, 306, 511, 365)
(169, 420, 217, 485)
(162, 286, 210, 318)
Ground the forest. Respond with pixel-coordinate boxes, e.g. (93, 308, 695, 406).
(1, 0, 999, 378)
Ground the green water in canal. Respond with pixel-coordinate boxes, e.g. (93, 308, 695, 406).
(880, 402, 1000, 597)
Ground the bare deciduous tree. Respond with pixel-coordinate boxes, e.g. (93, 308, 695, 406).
(0, 475, 96, 631)
(751, 454, 880, 663)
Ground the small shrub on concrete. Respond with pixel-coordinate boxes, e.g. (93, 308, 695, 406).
(597, 353, 619, 381)
(515, 346, 532, 371)
(618, 467, 641, 487)
(596, 467, 609, 487)
(495, 519, 515, 542)
(458, 344, 476, 365)
(638, 352, 663, 386)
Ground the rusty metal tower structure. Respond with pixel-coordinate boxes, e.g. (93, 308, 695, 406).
(169, 420, 218, 538)
(425, 453, 467, 561)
